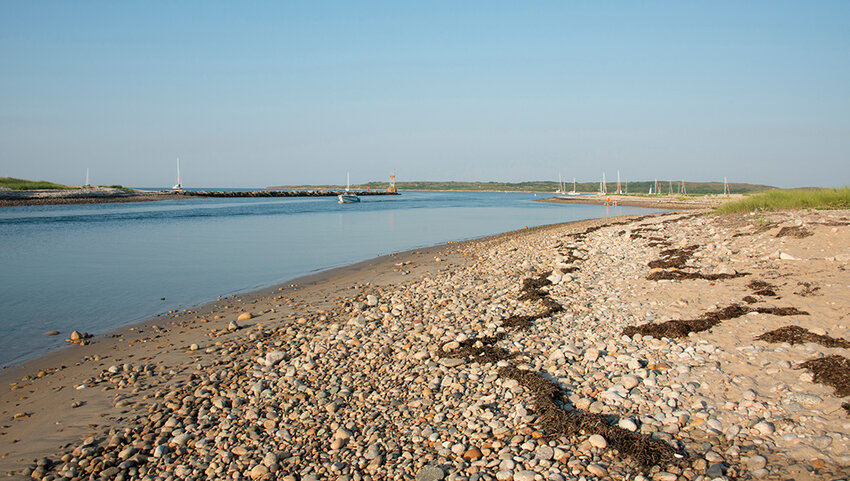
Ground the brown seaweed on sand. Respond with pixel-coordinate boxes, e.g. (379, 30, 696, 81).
(756, 326, 850, 349)
(798, 355, 850, 397)
(623, 304, 809, 339)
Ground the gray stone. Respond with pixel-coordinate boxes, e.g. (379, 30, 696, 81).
(415, 465, 444, 481)
(534, 445, 554, 460)
(706, 462, 727, 477)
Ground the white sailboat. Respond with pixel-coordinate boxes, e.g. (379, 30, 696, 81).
(172, 157, 182, 190)
(338, 172, 360, 203)
(555, 173, 564, 194)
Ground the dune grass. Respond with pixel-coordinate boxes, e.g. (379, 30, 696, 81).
(715, 188, 850, 214)
(0, 177, 77, 190)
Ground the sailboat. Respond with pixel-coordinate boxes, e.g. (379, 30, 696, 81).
(172, 157, 182, 190)
(338, 172, 360, 203)
(555, 173, 564, 194)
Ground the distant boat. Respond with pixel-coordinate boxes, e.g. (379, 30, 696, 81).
(173, 157, 182, 190)
(338, 172, 360, 203)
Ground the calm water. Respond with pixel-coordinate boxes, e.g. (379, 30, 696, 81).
(0, 191, 661, 367)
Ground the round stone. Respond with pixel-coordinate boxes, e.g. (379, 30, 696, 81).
(588, 434, 608, 449)
(535, 445, 554, 460)
(746, 455, 767, 470)
(237, 312, 253, 321)
(415, 465, 444, 481)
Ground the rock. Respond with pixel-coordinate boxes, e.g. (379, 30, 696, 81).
(786, 392, 822, 406)
(265, 351, 286, 365)
(189, 343, 199, 351)
(262, 452, 277, 467)
(584, 348, 600, 362)
(588, 434, 607, 449)
(514, 471, 537, 481)
(237, 312, 253, 321)
(654, 473, 677, 481)
(714, 263, 736, 275)
(439, 358, 464, 367)
(535, 445, 554, 460)
(250, 464, 269, 480)
(779, 252, 800, 260)
(228, 320, 240, 331)
(587, 464, 607, 477)
(620, 375, 640, 390)
(706, 462, 726, 477)
(415, 465, 444, 481)
(618, 418, 638, 432)
(753, 421, 775, 435)
(463, 447, 483, 460)
(366, 295, 379, 307)
(746, 455, 767, 470)
(496, 471, 513, 481)
(751, 468, 769, 479)
(45, 330, 60, 336)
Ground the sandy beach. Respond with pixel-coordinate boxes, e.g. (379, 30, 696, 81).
(2, 208, 849, 481)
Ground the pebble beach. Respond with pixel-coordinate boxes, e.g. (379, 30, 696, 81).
(2, 207, 850, 481)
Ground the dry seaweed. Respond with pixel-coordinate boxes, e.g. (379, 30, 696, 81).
(798, 355, 850, 397)
(757, 326, 850, 349)
(647, 246, 698, 269)
(646, 270, 748, 281)
(776, 226, 813, 238)
(623, 304, 809, 339)
(748, 280, 778, 297)
(843, 402, 850, 416)
(795, 282, 821, 297)
(742, 296, 758, 304)
(499, 367, 679, 467)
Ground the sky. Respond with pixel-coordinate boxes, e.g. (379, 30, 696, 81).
(1, 2, 849, 188)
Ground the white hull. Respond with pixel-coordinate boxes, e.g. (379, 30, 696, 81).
(338, 193, 360, 203)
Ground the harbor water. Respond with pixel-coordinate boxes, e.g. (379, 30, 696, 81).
(0, 191, 662, 367)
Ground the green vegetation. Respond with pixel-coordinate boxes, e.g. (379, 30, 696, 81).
(101, 185, 135, 193)
(269, 180, 774, 194)
(715, 188, 850, 214)
(0, 177, 77, 190)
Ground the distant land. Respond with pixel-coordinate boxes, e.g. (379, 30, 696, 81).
(268, 180, 776, 195)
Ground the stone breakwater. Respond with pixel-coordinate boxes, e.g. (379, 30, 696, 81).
(7, 209, 850, 481)
(0, 188, 398, 206)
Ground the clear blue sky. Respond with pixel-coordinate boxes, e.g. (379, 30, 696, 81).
(2, 1, 848, 188)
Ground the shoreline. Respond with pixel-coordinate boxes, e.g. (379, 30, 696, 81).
(3, 209, 849, 480)
(0, 216, 619, 475)
(536, 193, 743, 210)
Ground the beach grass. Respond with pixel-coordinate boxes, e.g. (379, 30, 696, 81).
(0, 177, 77, 190)
(715, 188, 850, 214)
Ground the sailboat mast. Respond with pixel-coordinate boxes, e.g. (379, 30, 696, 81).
(616, 170, 621, 194)
(85, 168, 89, 187)
(177, 157, 181, 186)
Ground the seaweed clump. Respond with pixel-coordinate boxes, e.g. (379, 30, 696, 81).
(748, 280, 778, 297)
(447, 334, 514, 364)
(756, 326, 850, 348)
(776, 226, 813, 238)
(499, 367, 679, 467)
(798, 355, 850, 397)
